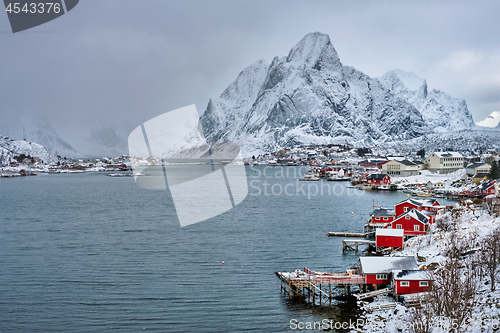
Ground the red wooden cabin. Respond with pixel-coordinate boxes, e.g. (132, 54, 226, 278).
(394, 198, 443, 223)
(370, 208, 395, 226)
(366, 174, 391, 185)
(392, 269, 432, 295)
(359, 256, 419, 286)
(376, 228, 404, 248)
(383, 209, 430, 236)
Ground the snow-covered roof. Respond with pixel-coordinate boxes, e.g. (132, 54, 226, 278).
(420, 210, 436, 217)
(467, 162, 487, 169)
(368, 173, 388, 179)
(394, 209, 429, 224)
(386, 156, 406, 161)
(433, 152, 463, 158)
(480, 180, 497, 190)
(359, 256, 418, 274)
(376, 229, 404, 237)
(392, 269, 431, 281)
(398, 160, 417, 166)
(395, 198, 439, 207)
(371, 208, 395, 217)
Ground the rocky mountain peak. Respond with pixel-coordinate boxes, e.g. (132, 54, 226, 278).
(286, 32, 342, 71)
(200, 32, 476, 156)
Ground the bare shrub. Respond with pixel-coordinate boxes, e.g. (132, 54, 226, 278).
(429, 232, 479, 332)
(407, 301, 435, 333)
(435, 215, 454, 233)
(481, 228, 500, 292)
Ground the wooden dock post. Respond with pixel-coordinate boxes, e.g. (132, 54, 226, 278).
(319, 283, 322, 304)
(312, 282, 315, 305)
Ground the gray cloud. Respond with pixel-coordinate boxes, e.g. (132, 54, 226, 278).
(1, 0, 499, 151)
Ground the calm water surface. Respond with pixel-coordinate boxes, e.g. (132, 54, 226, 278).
(0, 166, 455, 332)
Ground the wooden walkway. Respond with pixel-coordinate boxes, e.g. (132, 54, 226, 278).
(342, 239, 375, 252)
(354, 287, 392, 300)
(327, 232, 366, 237)
(276, 268, 366, 304)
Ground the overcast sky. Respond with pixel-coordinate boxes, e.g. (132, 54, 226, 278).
(1, 0, 499, 145)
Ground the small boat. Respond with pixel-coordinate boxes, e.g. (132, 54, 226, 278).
(379, 185, 391, 191)
(299, 174, 320, 181)
(416, 191, 432, 197)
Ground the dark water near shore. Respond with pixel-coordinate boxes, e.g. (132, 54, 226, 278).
(0, 166, 456, 332)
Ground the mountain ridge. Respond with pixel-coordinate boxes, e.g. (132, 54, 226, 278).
(200, 32, 476, 156)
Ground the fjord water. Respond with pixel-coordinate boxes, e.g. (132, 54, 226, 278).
(0, 167, 454, 332)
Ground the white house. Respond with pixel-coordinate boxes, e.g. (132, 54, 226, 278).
(382, 159, 421, 177)
(424, 152, 464, 174)
(466, 163, 491, 176)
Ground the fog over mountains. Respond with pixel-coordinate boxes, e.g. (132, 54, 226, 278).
(0, 114, 130, 158)
(1, 32, 498, 159)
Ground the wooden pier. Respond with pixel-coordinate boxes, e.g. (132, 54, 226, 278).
(327, 232, 366, 237)
(276, 268, 366, 305)
(342, 239, 375, 252)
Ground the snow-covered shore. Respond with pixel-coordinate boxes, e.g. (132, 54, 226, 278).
(355, 202, 500, 333)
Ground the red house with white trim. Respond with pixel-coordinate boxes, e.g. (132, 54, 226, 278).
(384, 209, 430, 236)
(359, 256, 419, 286)
(370, 208, 395, 226)
(394, 198, 443, 224)
(366, 174, 391, 185)
(478, 180, 497, 196)
(392, 269, 432, 295)
(376, 228, 404, 248)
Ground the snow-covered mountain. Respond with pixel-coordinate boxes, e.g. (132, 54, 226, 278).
(476, 111, 500, 128)
(0, 135, 59, 164)
(377, 69, 475, 132)
(0, 114, 131, 158)
(0, 114, 82, 158)
(72, 125, 130, 158)
(200, 32, 476, 156)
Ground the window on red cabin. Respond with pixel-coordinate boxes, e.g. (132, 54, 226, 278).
(414, 225, 420, 231)
(375, 217, 380, 220)
(400, 281, 409, 286)
(419, 281, 428, 287)
(396, 224, 402, 229)
(376, 274, 387, 280)
(405, 215, 410, 220)
(384, 217, 388, 220)
(404, 207, 409, 212)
